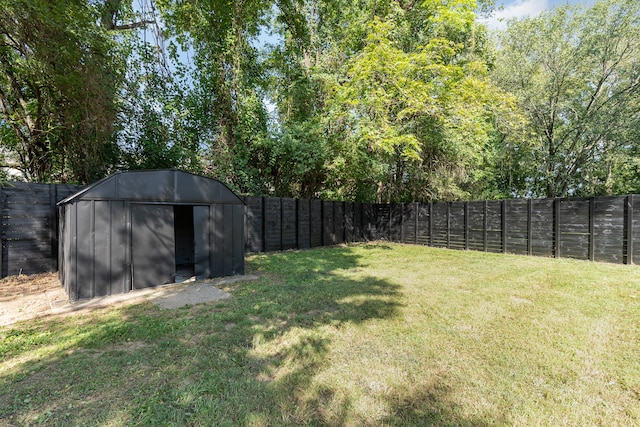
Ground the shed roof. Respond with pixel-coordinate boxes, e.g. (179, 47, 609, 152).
(58, 169, 244, 205)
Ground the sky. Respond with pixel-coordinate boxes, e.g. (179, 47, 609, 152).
(482, 0, 596, 30)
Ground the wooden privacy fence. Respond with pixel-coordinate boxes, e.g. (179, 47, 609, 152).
(244, 195, 640, 264)
(2, 182, 640, 277)
(0, 182, 84, 277)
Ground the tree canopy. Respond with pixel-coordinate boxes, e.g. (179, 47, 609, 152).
(0, 0, 639, 202)
(492, 0, 640, 198)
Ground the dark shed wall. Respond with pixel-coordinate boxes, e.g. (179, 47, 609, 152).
(58, 170, 245, 301)
(210, 204, 244, 277)
(60, 200, 130, 300)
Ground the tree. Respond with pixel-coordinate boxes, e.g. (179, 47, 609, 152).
(0, 0, 125, 183)
(157, 0, 273, 194)
(493, 0, 640, 198)
(324, 0, 515, 202)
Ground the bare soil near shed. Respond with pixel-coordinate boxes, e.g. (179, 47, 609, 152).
(0, 273, 63, 326)
(0, 272, 247, 327)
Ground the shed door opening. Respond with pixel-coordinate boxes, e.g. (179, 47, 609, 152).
(174, 205, 195, 282)
(132, 204, 176, 289)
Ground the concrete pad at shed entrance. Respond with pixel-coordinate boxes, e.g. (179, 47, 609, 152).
(48, 275, 258, 314)
(150, 275, 257, 309)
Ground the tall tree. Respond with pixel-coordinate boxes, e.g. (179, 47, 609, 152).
(493, 0, 640, 197)
(0, 0, 125, 183)
(322, 0, 515, 202)
(157, 0, 272, 194)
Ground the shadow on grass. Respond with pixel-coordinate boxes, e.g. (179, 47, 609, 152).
(0, 245, 489, 426)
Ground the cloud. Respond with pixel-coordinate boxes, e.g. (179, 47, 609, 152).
(479, 0, 550, 31)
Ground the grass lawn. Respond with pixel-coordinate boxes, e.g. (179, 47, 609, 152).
(1, 243, 640, 426)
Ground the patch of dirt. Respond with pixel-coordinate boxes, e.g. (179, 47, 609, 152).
(0, 273, 259, 327)
(0, 272, 63, 327)
(0, 272, 60, 299)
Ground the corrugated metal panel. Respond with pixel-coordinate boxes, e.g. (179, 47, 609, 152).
(223, 204, 234, 276)
(118, 171, 174, 201)
(59, 170, 244, 205)
(194, 205, 211, 279)
(231, 204, 244, 275)
(66, 204, 77, 300)
(211, 204, 225, 276)
(94, 201, 111, 297)
(131, 204, 175, 289)
(76, 201, 94, 299)
(109, 201, 127, 295)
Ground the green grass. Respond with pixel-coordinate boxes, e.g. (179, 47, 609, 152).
(1, 243, 640, 426)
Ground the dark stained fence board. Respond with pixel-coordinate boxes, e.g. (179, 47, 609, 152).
(281, 197, 297, 250)
(363, 204, 377, 240)
(530, 199, 555, 257)
(449, 202, 466, 250)
(402, 203, 417, 244)
(309, 199, 323, 247)
(485, 201, 503, 253)
(264, 197, 282, 252)
(390, 204, 403, 242)
(593, 196, 625, 263)
(632, 196, 640, 263)
(416, 203, 430, 246)
(1, 182, 86, 277)
(334, 202, 345, 244)
(344, 202, 355, 243)
(375, 204, 391, 241)
(431, 203, 448, 248)
(467, 201, 485, 251)
(244, 196, 264, 252)
(505, 199, 529, 255)
(297, 199, 311, 249)
(559, 199, 590, 260)
(323, 201, 335, 245)
(353, 203, 364, 241)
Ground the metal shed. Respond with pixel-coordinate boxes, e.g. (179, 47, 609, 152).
(58, 169, 245, 301)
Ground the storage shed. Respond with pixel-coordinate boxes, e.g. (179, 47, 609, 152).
(58, 169, 245, 301)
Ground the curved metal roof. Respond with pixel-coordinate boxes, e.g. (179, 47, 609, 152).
(58, 169, 244, 205)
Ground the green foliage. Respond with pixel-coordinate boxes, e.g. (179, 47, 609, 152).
(2, 0, 637, 202)
(493, 0, 640, 197)
(0, 0, 123, 183)
(156, 0, 272, 194)
(323, 1, 516, 202)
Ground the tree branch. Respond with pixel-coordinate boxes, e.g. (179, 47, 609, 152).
(112, 20, 156, 31)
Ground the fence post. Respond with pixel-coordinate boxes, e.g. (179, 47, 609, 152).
(309, 199, 314, 247)
(261, 197, 267, 252)
(527, 199, 533, 256)
(627, 195, 634, 265)
(589, 197, 595, 261)
(342, 201, 347, 243)
(554, 198, 561, 258)
(414, 202, 419, 244)
(387, 204, 392, 241)
(464, 201, 469, 250)
(446, 202, 451, 248)
(320, 200, 325, 246)
(279, 197, 284, 251)
(49, 184, 57, 271)
(502, 200, 507, 254)
(0, 184, 3, 277)
(483, 200, 488, 252)
(429, 202, 434, 247)
(400, 203, 405, 243)
(295, 199, 300, 249)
